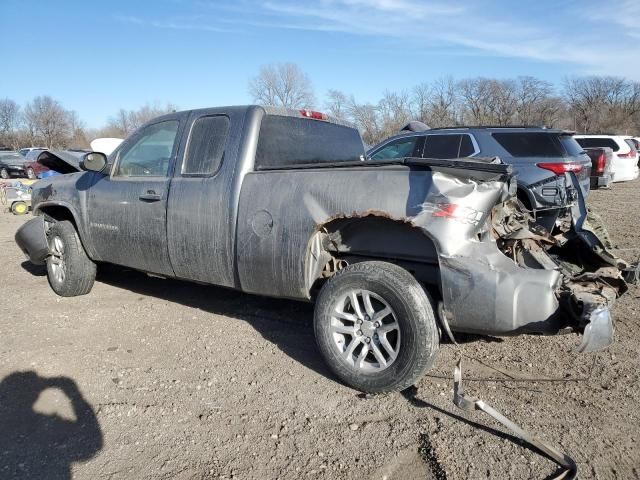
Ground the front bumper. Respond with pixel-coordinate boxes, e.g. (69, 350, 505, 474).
(15, 215, 49, 265)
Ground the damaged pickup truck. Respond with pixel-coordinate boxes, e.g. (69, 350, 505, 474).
(15, 106, 637, 393)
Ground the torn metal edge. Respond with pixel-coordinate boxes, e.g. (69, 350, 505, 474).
(452, 359, 578, 480)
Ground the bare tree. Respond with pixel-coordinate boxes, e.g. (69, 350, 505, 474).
(249, 63, 315, 109)
(347, 99, 380, 146)
(324, 89, 350, 120)
(457, 78, 494, 124)
(106, 103, 177, 137)
(67, 111, 89, 148)
(418, 77, 459, 127)
(378, 90, 413, 139)
(0, 99, 21, 148)
(513, 76, 555, 125)
(23, 96, 72, 148)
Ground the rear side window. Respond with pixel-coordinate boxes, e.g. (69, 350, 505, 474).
(493, 132, 567, 157)
(369, 137, 419, 160)
(625, 139, 638, 151)
(459, 135, 476, 157)
(423, 134, 476, 158)
(575, 137, 620, 152)
(182, 115, 230, 176)
(255, 115, 364, 169)
(559, 136, 585, 156)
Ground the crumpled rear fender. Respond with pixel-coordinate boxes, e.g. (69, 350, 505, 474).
(438, 242, 562, 335)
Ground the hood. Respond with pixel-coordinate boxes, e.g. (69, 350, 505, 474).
(36, 150, 84, 174)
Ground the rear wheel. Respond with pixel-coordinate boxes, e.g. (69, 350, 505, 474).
(0, 168, 9, 179)
(26, 168, 35, 179)
(314, 261, 439, 393)
(46, 221, 96, 297)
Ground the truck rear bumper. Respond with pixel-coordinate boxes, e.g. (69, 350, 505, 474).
(15, 215, 49, 265)
(590, 174, 612, 189)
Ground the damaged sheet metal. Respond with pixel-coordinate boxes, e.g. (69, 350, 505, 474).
(453, 360, 578, 480)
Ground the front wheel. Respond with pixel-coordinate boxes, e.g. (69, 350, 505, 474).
(46, 220, 96, 297)
(0, 168, 9, 179)
(26, 168, 35, 179)
(314, 261, 439, 393)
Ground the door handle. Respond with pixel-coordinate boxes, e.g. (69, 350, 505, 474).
(139, 190, 162, 202)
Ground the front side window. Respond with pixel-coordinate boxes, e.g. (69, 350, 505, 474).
(114, 120, 179, 177)
(369, 137, 418, 160)
(182, 115, 230, 176)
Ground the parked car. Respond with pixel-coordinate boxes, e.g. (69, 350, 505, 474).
(0, 151, 28, 178)
(15, 106, 635, 394)
(22, 148, 49, 178)
(367, 126, 591, 231)
(584, 147, 613, 189)
(574, 135, 639, 182)
(630, 137, 640, 167)
(18, 147, 47, 157)
(33, 150, 85, 178)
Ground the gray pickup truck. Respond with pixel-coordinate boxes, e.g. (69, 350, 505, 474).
(15, 105, 635, 393)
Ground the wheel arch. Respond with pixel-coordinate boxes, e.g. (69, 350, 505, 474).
(305, 215, 443, 300)
(35, 202, 94, 259)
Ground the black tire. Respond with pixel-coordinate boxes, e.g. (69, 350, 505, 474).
(314, 261, 439, 393)
(0, 168, 9, 179)
(26, 168, 35, 179)
(46, 220, 96, 297)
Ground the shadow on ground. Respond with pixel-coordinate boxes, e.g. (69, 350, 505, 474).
(93, 264, 333, 379)
(401, 386, 568, 480)
(0, 372, 103, 479)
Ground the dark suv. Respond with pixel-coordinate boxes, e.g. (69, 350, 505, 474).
(367, 127, 591, 229)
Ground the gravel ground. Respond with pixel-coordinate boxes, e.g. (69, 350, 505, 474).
(0, 180, 639, 480)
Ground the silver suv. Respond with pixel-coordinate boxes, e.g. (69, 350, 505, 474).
(368, 127, 591, 230)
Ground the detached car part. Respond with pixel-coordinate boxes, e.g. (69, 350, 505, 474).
(453, 359, 577, 480)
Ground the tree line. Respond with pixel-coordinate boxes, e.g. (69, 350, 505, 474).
(0, 97, 177, 150)
(249, 63, 640, 145)
(2, 63, 639, 150)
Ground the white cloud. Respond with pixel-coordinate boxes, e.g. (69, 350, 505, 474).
(116, 0, 640, 79)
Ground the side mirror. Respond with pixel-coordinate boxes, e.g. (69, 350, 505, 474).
(80, 152, 108, 173)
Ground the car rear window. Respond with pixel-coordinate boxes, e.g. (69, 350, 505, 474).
(575, 137, 620, 152)
(255, 115, 365, 169)
(492, 132, 571, 157)
(182, 115, 230, 176)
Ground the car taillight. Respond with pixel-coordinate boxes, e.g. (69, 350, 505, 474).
(618, 149, 637, 159)
(594, 153, 606, 174)
(299, 109, 328, 120)
(536, 162, 584, 175)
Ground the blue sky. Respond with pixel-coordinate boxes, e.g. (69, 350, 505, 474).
(2, 0, 639, 127)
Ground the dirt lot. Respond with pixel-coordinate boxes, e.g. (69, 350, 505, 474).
(1, 181, 639, 480)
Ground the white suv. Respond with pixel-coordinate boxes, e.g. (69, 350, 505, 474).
(574, 135, 639, 182)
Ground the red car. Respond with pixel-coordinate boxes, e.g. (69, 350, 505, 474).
(22, 149, 49, 178)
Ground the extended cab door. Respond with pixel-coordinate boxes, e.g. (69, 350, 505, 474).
(86, 115, 186, 276)
(166, 108, 243, 288)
